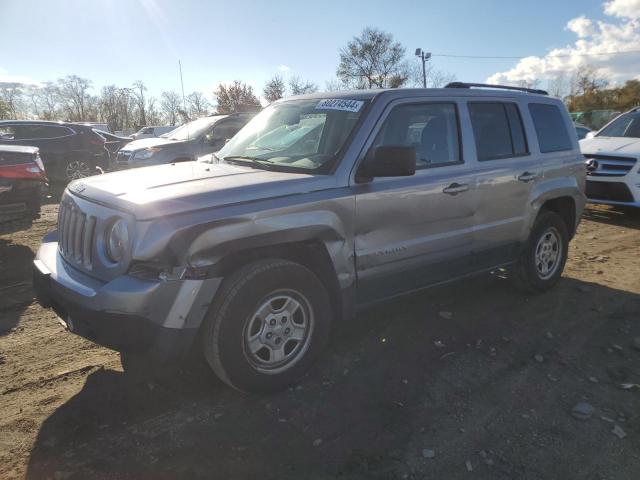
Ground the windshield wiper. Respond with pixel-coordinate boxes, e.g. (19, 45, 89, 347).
(223, 155, 275, 169)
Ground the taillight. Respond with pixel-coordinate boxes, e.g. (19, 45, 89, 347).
(33, 153, 45, 172)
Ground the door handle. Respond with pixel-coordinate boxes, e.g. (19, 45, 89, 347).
(442, 183, 469, 195)
(518, 171, 539, 183)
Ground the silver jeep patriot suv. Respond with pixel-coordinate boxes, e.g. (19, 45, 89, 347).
(33, 83, 586, 392)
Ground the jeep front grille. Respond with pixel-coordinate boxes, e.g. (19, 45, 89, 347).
(585, 154, 637, 177)
(58, 201, 96, 269)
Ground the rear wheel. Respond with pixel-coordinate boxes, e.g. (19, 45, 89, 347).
(513, 211, 569, 292)
(202, 259, 332, 393)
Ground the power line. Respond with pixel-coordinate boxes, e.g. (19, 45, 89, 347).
(432, 49, 640, 59)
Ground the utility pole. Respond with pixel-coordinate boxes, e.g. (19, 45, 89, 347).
(415, 48, 431, 88)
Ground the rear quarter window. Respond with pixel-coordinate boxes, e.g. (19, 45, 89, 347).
(528, 103, 572, 153)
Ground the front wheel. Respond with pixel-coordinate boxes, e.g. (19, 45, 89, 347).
(202, 259, 332, 393)
(512, 211, 569, 292)
(64, 158, 95, 181)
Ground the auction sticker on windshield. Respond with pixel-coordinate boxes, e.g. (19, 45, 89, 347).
(315, 99, 364, 112)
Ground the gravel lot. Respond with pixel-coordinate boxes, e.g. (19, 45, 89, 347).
(1, 202, 639, 479)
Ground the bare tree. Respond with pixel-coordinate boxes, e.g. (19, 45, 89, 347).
(325, 79, 344, 91)
(0, 98, 9, 119)
(186, 91, 210, 118)
(31, 82, 60, 120)
(214, 81, 261, 114)
(160, 90, 181, 125)
(0, 83, 26, 119)
(263, 75, 286, 103)
(57, 75, 93, 121)
(546, 73, 569, 99)
(289, 76, 318, 95)
(146, 97, 162, 125)
(570, 65, 608, 98)
(408, 63, 456, 88)
(132, 80, 147, 126)
(98, 85, 136, 131)
(337, 27, 409, 89)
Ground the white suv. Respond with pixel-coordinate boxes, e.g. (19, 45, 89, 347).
(580, 107, 640, 208)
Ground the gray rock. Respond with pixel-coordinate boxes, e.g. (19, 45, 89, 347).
(588, 376, 599, 383)
(545, 331, 554, 339)
(313, 438, 323, 447)
(439, 311, 453, 320)
(572, 402, 595, 420)
(534, 354, 544, 363)
(422, 448, 435, 459)
(465, 459, 473, 472)
(612, 425, 627, 439)
(632, 336, 640, 351)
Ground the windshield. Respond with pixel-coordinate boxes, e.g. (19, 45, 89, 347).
(167, 117, 220, 141)
(217, 98, 368, 173)
(598, 111, 640, 138)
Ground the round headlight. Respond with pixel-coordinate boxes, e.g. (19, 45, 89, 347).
(105, 218, 129, 263)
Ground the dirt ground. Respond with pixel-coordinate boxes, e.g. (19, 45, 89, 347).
(1, 203, 640, 480)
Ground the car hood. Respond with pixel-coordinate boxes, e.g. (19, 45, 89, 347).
(68, 161, 336, 220)
(580, 137, 640, 156)
(120, 136, 185, 152)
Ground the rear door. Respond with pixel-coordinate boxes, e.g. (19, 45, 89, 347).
(467, 99, 541, 267)
(353, 98, 479, 303)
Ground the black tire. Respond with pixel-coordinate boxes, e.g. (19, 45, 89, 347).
(59, 157, 96, 183)
(513, 211, 569, 293)
(202, 259, 332, 393)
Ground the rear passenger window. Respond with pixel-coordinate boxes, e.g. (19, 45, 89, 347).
(469, 102, 528, 161)
(372, 103, 461, 168)
(528, 103, 572, 153)
(0, 125, 17, 140)
(17, 125, 73, 140)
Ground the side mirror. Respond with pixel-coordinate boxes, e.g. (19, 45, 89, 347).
(357, 145, 416, 182)
(585, 131, 596, 139)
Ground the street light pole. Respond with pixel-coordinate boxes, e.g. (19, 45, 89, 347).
(415, 48, 431, 88)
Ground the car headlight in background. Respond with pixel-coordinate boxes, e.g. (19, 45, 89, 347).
(133, 147, 161, 160)
(105, 218, 129, 263)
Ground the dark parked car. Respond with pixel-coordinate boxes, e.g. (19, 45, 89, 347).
(0, 120, 108, 182)
(114, 113, 253, 170)
(0, 145, 47, 223)
(92, 129, 132, 168)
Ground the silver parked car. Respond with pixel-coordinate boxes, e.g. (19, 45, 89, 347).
(33, 83, 585, 392)
(113, 114, 253, 170)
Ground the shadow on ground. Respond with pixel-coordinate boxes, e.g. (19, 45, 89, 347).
(25, 274, 640, 479)
(0, 239, 35, 335)
(583, 204, 640, 230)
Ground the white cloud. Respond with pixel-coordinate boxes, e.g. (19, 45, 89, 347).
(277, 64, 291, 72)
(566, 16, 596, 38)
(0, 68, 42, 87)
(487, 0, 640, 86)
(604, 0, 640, 19)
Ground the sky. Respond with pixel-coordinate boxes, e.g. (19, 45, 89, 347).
(0, 0, 639, 100)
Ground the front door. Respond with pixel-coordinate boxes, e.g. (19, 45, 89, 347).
(354, 100, 478, 304)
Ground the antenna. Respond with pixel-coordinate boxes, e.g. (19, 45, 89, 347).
(179, 60, 189, 139)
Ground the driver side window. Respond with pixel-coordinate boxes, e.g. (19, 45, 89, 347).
(372, 103, 461, 169)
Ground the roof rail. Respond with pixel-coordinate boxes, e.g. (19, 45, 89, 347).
(445, 82, 548, 96)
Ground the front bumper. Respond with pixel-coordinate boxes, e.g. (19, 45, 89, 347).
(33, 232, 221, 361)
(586, 177, 640, 208)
